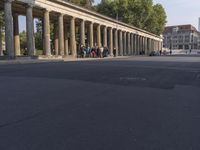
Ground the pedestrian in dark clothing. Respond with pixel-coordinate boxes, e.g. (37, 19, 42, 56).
(80, 45, 85, 58)
(113, 48, 116, 57)
(97, 47, 100, 57)
(103, 47, 109, 57)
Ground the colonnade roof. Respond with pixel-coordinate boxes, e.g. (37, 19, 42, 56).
(52, 0, 161, 39)
(7, 0, 163, 41)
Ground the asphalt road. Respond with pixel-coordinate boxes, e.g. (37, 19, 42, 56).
(0, 56, 200, 150)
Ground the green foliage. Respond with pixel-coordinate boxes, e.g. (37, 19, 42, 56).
(68, 0, 94, 8)
(151, 4, 167, 34)
(0, 11, 4, 44)
(96, 0, 167, 35)
(20, 30, 27, 55)
(35, 19, 55, 54)
(35, 19, 43, 51)
(0, 11, 4, 26)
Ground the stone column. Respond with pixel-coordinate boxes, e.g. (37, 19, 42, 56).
(103, 26, 107, 47)
(0, 24, 2, 56)
(144, 37, 147, 55)
(26, 4, 35, 56)
(156, 41, 158, 51)
(89, 22, 93, 48)
(13, 14, 20, 56)
(130, 33, 133, 55)
(64, 24, 68, 56)
(70, 17, 76, 57)
(150, 39, 152, 52)
(147, 38, 149, 55)
(54, 22, 59, 55)
(127, 32, 130, 55)
(158, 41, 160, 51)
(134, 35, 137, 55)
(4, 0, 14, 58)
(138, 35, 141, 55)
(139, 36, 142, 54)
(58, 14, 64, 56)
(119, 30, 123, 56)
(80, 19, 85, 46)
(114, 29, 118, 56)
(141, 36, 144, 54)
(97, 24, 101, 47)
(135, 35, 138, 55)
(142, 37, 144, 54)
(123, 32, 126, 55)
(44, 9, 51, 56)
(108, 27, 113, 56)
(152, 39, 154, 52)
(148, 38, 151, 52)
(149, 39, 151, 52)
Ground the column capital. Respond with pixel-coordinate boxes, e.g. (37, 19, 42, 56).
(43, 8, 51, 13)
(58, 13, 64, 17)
(26, 3, 34, 8)
(70, 16, 76, 20)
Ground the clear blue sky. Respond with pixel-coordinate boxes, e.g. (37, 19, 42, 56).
(19, 0, 200, 32)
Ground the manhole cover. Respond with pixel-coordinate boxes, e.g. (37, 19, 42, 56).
(120, 77, 147, 81)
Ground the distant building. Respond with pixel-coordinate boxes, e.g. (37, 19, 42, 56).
(199, 18, 200, 31)
(163, 24, 200, 50)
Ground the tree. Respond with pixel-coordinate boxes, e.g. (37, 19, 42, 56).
(35, 19, 55, 54)
(68, 0, 94, 9)
(0, 12, 4, 26)
(151, 4, 167, 35)
(96, 0, 167, 35)
(35, 19, 43, 51)
(20, 30, 27, 55)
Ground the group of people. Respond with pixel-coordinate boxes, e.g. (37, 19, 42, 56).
(79, 45, 116, 58)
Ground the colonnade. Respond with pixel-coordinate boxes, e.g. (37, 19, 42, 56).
(1, 0, 163, 59)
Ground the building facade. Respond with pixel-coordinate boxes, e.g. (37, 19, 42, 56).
(198, 18, 200, 32)
(0, 0, 163, 59)
(163, 25, 200, 50)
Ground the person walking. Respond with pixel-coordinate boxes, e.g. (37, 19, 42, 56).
(170, 49, 172, 55)
(86, 46, 91, 57)
(100, 46, 104, 58)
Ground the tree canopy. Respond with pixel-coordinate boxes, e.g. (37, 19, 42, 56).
(0, 12, 4, 26)
(68, 0, 94, 8)
(96, 0, 167, 35)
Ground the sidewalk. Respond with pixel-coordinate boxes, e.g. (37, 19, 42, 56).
(63, 56, 130, 62)
(0, 55, 127, 65)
